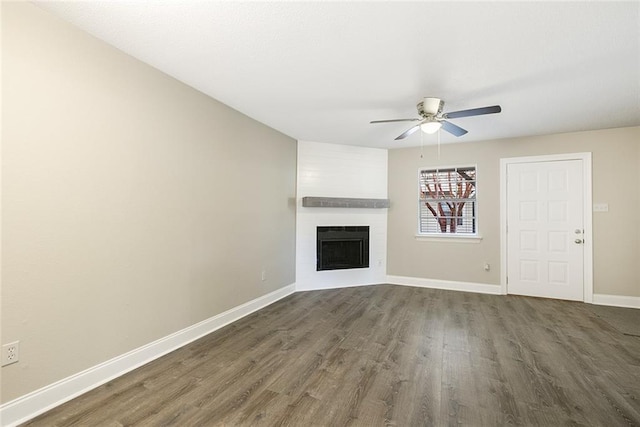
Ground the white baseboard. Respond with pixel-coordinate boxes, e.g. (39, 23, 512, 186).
(592, 293, 640, 309)
(386, 275, 502, 295)
(0, 284, 296, 427)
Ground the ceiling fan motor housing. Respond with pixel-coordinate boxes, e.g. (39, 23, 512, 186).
(418, 97, 444, 118)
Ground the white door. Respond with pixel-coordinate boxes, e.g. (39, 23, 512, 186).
(506, 160, 584, 301)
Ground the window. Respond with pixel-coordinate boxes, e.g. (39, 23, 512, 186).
(418, 166, 477, 235)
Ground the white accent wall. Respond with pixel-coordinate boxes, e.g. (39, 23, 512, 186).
(296, 141, 388, 291)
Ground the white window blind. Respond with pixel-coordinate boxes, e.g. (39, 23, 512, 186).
(419, 166, 477, 234)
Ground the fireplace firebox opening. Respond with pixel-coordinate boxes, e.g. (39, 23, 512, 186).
(316, 226, 370, 271)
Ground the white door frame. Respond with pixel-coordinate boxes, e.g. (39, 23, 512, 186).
(500, 153, 593, 302)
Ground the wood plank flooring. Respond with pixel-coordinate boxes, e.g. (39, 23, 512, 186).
(24, 285, 640, 426)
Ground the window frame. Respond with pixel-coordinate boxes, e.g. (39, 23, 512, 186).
(416, 164, 480, 239)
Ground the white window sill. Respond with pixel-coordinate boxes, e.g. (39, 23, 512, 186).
(414, 234, 483, 243)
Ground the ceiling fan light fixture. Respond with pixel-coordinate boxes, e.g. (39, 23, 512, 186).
(370, 97, 500, 140)
(420, 120, 442, 134)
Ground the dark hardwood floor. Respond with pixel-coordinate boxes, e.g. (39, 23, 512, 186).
(24, 285, 640, 426)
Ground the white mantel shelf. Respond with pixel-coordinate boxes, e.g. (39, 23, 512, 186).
(302, 197, 390, 209)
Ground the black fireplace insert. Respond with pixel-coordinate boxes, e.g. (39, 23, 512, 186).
(317, 226, 370, 271)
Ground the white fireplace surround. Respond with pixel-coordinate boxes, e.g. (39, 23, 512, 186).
(296, 141, 388, 291)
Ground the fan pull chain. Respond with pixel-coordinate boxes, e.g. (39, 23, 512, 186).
(420, 128, 424, 158)
(437, 128, 441, 161)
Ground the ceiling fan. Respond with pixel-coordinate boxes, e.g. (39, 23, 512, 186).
(371, 97, 501, 140)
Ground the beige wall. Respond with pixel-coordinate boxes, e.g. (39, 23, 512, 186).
(1, 3, 296, 402)
(388, 126, 640, 298)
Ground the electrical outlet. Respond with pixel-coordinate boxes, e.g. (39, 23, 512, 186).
(261, 270, 266, 281)
(2, 341, 20, 366)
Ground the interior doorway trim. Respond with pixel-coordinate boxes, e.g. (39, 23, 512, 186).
(499, 152, 593, 302)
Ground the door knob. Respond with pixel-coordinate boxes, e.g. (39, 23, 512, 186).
(575, 239, 583, 244)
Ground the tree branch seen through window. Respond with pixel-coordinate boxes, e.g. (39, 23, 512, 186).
(419, 167, 476, 234)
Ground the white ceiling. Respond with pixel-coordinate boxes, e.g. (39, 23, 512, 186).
(35, 1, 640, 149)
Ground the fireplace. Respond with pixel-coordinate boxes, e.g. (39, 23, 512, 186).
(317, 226, 370, 271)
